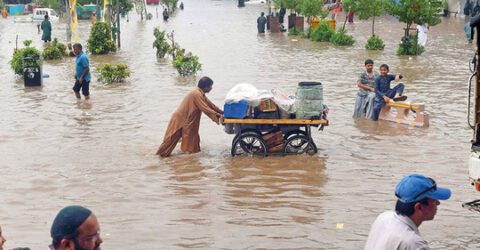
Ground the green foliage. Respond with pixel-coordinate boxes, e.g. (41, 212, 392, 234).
(42, 38, 67, 60)
(23, 40, 32, 47)
(78, 0, 133, 13)
(386, 0, 445, 35)
(96, 63, 131, 83)
(330, 29, 355, 46)
(288, 27, 301, 36)
(365, 34, 385, 50)
(357, 0, 387, 36)
(10, 42, 41, 76)
(35, 0, 60, 9)
(87, 21, 117, 54)
(281, 0, 303, 13)
(172, 49, 202, 76)
(153, 27, 171, 58)
(397, 34, 425, 55)
(160, 0, 179, 11)
(147, 13, 152, 20)
(300, 0, 323, 20)
(310, 21, 335, 42)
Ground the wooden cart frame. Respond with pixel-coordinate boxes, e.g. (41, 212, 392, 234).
(223, 118, 329, 156)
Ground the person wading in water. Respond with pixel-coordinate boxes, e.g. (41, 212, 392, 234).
(156, 77, 224, 157)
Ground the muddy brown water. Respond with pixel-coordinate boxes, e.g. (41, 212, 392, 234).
(0, 0, 478, 249)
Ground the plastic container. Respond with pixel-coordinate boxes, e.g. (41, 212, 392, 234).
(296, 82, 323, 100)
(295, 82, 323, 119)
(224, 99, 248, 118)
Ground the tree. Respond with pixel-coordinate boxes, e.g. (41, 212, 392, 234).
(281, 0, 303, 14)
(357, 0, 386, 36)
(300, 0, 325, 37)
(35, 0, 61, 9)
(87, 21, 117, 54)
(78, 0, 133, 14)
(160, 0, 178, 12)
(385, 0, 445, 37)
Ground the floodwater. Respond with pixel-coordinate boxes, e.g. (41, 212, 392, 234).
(0, 0, 478, 249)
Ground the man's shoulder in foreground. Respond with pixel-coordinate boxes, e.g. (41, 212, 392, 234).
(365, 211, 429, 250)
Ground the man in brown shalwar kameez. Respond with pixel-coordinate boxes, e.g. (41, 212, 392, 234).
(156, 76, 224, 157)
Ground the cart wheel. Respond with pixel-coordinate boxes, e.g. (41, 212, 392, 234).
(284, 129, 307, 140)
(232, 130, 261, 148)
(283, 135, 317, 155)
(231, 132, 267, 156)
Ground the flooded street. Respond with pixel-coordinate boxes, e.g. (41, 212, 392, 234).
(0, 0, 479, 248)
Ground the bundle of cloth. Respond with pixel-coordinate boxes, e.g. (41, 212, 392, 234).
(224, 83, 296, 115)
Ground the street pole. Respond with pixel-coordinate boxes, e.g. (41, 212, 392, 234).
(116, 0, 121, 48)
(96, 0, 99, 19)
(65, 0, 72, 47)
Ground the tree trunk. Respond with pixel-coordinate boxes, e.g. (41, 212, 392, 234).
(343, 15, 347, 30)
(406, 22, 411, 37)
(372, 15, 375, 36)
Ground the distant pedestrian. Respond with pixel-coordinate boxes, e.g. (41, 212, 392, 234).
(163, 8, 169, 21)
(348, 10, 354, 23)
(365, 174, 451, 250)
(72, 43, 91, 100)
(257, 12, 266, 33)
(41, 15, 52, 43)
(2, 8, 8, 19)
(279, 7, 286, 23)
(49, 205, 103, 250)
(416, 23, 428, 47)
(90, 12, 97, 24)
(180, 2, 184, 10)
(465, 0, 473, 16)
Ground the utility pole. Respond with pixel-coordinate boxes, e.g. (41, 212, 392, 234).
(116, 0, 121, 48)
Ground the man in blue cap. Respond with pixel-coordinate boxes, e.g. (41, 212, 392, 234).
(49, 206, 102, 250)
(365, 174, 451, 250)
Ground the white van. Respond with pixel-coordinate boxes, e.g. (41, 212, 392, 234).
(33, 8, 59, 22)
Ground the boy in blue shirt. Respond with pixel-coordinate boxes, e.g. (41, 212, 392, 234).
(72, 43, 91, 100)
(372, 64, 406, 121)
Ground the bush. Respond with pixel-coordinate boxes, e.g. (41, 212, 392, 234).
(9, 40, 41, 76)
(330, 29, 355, 46)
(153, 27, 171, 58)
(311, 21, 335, 42)
(147, 13, 153, 20)
(96, 63, 131, 84)
(172, 49, 202, 76)
(397, 34, 424, 55)
(365, 35, 385, 50)
(42, 38, 67, 60)
(87, 21, 117, 55)
(288, 27, 301, 36)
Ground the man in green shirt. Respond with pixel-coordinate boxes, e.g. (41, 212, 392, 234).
(41, 15, 52, 43)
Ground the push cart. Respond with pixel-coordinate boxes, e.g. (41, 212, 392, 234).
(223, 118, 329, 156)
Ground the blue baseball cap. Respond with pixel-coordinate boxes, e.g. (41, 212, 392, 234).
(395, 174, 451, 203)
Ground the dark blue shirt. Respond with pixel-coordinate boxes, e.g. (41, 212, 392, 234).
(374, 74, 396, 99)
(76, 51, 91, 82)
